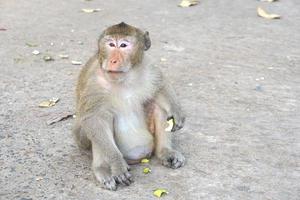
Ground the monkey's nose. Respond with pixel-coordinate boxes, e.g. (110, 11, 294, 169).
(111, 59, 118, 64)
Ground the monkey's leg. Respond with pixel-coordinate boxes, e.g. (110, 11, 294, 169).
(152, 104, 185, 169)
(73, 120, 91, 150)
(81, 113, 133, 190)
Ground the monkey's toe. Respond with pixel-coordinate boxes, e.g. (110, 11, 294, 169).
(114, 172, 133, 186)
(103, 178, 117, 191)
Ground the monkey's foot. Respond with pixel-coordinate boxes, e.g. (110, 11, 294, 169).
(96, 171, 133, 191)
(102, 176, 117, 191)
(113, 171, 133, 186)
(159, 149, 185, 169)
(93, 164, 133, 191)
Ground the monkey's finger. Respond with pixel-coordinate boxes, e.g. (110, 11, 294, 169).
(171, 158, 184, 169)
(114, 176, 122, 184)
(104, 178, 117, 191)
(162, 157, 173, 168)
(121, 176, 131, 186)
(116, 173, 132, 186)
(125, 172, 134, 182)
(123, 178, 131, 186)
(172, 160, 184, 169)
(171, 116, 185, 132)
(171, 153, 185, 169)
(171, 157, 178, 167)
(172, 124, 183, 132)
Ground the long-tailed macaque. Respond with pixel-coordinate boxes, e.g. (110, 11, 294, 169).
(73, 22, 185, 190)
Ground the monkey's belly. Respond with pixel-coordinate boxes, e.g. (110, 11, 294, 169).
(114, 112, 154, 162)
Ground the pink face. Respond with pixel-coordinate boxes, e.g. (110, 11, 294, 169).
(103, 37, 134, 73)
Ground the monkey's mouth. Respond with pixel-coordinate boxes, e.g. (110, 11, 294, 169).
(107, 70, 125, 74)
(105, 70, 127, 81)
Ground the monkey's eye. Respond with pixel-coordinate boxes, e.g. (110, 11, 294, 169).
(109, 43, 115, 47)
(120, 43, 127, 48)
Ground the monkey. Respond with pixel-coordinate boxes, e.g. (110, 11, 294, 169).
(73, 22, 185, 191)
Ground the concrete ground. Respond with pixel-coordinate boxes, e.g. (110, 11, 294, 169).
(0, 0, 299, 199)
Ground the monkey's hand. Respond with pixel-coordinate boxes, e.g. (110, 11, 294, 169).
(159, 148, 185, 169)
(94, 156, 133, 191)
(169, 106, 185, 132)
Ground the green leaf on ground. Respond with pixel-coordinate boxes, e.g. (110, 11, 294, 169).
(153, 189, 168, 197)
(39, 98, 60, 108)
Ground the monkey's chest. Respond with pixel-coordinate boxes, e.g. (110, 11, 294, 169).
(114, 107, 154, 162)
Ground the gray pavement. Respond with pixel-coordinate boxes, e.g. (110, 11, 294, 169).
(0, 0, 299, 199)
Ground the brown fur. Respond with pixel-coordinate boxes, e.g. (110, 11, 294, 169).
(73, 23, 185, 191)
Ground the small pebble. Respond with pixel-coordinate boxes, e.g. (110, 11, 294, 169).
(32, 50, 40, 55)
(71, 60, 82, 65)
(59, 54, 69, 59)
(160, 58, 167, 62)
(255, 85, 263, 92)
(43, 55, 54, 61)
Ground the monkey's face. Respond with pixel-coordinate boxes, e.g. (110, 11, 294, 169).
(98, 22, 151, 82)
(100, 36, 136, 81)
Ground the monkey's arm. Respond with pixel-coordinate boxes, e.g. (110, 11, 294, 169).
(150, 101, 185, 169)
(155, 79, 185, 131)
(80, 107, 133, 190)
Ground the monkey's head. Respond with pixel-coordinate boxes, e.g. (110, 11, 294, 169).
(98, 22, 151, 81)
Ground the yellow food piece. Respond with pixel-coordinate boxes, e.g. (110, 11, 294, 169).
(81, 8, 101, 13)
(178, 0, 198, 8)
(257, 7, 280, 19)
(165, 118, 175, 132)
(82, 9, 94, 13)
(143, 167, 151, 174)
(39, 98, 59, 108)
(260, 0, 278, 2)
(71, 60, 82, 65)
(153, 189, 168, 197)
(141, 158, 149, 163)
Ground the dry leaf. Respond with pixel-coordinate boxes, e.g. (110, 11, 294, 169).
(259, 0, 278, 2)
(36, 176, 43, 181)
(81, 8, 102, 13)
(178, 0, 198, 8)
(47, 112, 75, 125)
(153, 189, 168, 197)
(26, 42, 38, 47)
(43, 55, 54, 61)
(141, 158, 150, 163)
(39, 98, 60, 108)
(163, 44, 185, 52)
(160, 58, 167, 62)
(143, 167, 151, 174)
(71, 60, 82, 65)
(59, 54, 69, 59)
(165, 117, 175, 132)
(257, 7, 280, 19)
(32, 50, 40, 55)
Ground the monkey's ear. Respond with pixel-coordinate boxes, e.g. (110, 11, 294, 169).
(144, 31, 151, 51)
